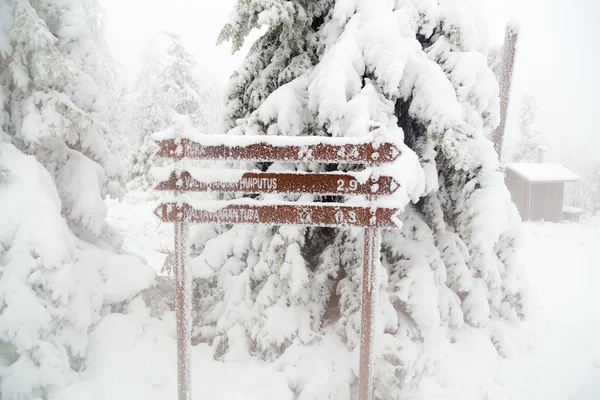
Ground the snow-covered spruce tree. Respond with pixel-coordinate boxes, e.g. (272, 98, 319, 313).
(578, 160, 600, 216)
(161, 32, 222, 135)
(128, 97, 169, 189)
(128, 33, 222, 189)
(590, 161, 600, 216)
(0, 1, 153, 398)
(562, 145, 600, 216)
(127, 39, 169, 189)
(83, 0, 129, 184)
(190, 0, 525, 398)
(162, 33, 203, 124)
(512, 93, 543, 163)
(108, 86, 135, 167)
(134, 39, 167, 92)
(3, 0, 124, 242)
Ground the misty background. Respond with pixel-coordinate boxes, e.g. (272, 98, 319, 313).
(100, 0, 600, 166)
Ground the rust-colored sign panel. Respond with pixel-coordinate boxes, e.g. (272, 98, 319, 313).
(155, 130, 402, 400)
(155, 138, 400, 165)
(154, 202, 399, 228)
(155, 171, 399, 196)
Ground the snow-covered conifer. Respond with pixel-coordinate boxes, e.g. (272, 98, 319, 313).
(128, 33, 222, 189)
(0, 1, 154, 398)
(187, 1, 526, 398)
(133, 39, 167, 94)
(512, 93, 543, 162)
(127, 39, 168, 189)
(161, 33, 222, 134)
(562, 143, 600, 216)
(591, 162, 600, 215)
(3, 0, 124, 241)
(185, 0, 528, 398)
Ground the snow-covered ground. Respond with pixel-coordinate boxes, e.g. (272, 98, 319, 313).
(511, 219, 600, 399)
(58, 192, 600, 400)
(105, 192, 172, 273)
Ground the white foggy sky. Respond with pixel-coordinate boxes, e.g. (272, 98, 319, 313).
(100, 0, 600, 163)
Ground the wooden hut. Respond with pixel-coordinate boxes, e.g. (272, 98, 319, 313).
(504, 163, 581, 222)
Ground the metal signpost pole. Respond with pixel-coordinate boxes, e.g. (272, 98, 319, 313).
(174, 211, 191, 400)
(358, 225, 378, 400)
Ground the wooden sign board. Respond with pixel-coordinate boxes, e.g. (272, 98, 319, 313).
(155, 170, 399, 197)
(154, 202, 399, 229)
(155, 138, 401, 165)
(153, 132, 401, 400)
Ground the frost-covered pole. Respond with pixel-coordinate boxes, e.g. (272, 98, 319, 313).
(174, 217, 191, 400)
(492, 22, 519, 161)
(359, 227, 379, 400)
(359, 223, 380, 400)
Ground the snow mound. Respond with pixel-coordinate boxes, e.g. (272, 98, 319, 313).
(54, 304, 294, 400)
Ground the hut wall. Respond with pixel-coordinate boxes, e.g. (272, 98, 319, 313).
(529, 182, 564, 222)
(505, 169, 530, 220)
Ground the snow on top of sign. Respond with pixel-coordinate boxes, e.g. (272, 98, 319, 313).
(374, 126, 425, 206)
(152, 115, 399, 149)
(153, 163, 386, 186)
(505, 163, 581, 183)
(151, 159, 248, 184)
(156, 195, 402, 213)
(153, 129, 387, 147)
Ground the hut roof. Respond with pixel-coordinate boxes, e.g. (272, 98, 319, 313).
(505, 163, 581, 183)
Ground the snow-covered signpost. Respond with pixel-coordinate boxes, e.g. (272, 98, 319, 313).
(172, 212, 190, 400)
(153, 128, 402, 400)
(492, 22, 519, 160)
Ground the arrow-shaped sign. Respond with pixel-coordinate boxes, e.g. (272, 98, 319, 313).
(155, 170, 399, 197)
(154, 202, 400, 228)
(155, 137, 400, 165)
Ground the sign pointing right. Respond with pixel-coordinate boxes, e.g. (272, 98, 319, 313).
(155, 170, 400, 197)
(155, 137, 401, 165)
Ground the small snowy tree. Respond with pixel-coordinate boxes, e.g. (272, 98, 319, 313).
(127, 39, 169, 189)
(583, 160, 600, 215)
(133, 39, 168, 94)
(188, 1, 526, 398)
(128, 33, 222, 189)
(84, 0, 129, 184)
(487, 44, 502, 78)
(562, 143, 600, 216)
(591, 162, 600, 215)
(161, 32, 222, 134)
(512, 93, 543, 162)
(128, 94, 170, 189)
(0, 1, 153, 398)
(162, 33, 202, 121)
(109, 86, 135, 166)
